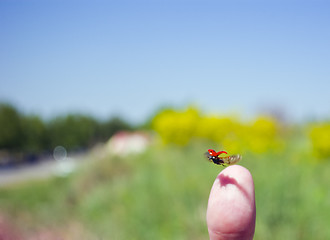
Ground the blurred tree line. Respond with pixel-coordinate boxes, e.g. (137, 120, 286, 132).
(0, 103, 133, 163)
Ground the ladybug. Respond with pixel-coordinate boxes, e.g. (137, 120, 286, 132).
(205, 149, 242, 166)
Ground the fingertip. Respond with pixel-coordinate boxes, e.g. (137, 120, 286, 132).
(219, 165, 254, 191)
(207, 165, 256, 240)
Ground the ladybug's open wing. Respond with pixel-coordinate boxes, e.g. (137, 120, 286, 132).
(218, 154, 242, 165)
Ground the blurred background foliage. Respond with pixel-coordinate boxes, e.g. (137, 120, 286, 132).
(1, 101, 330, 162)
(151, 106, 328, 158)
(309, 122, 330, 160)
(0, 103, 132, 164)
(1, 102, 330, 239)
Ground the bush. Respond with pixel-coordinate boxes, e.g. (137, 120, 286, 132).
(309, 122, 330, 159)
(151, 106, 285, 154)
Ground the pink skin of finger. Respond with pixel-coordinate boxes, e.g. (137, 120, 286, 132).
(207, 165, 256, 240)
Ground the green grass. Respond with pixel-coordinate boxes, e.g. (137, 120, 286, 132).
(0, 141, 330, 239)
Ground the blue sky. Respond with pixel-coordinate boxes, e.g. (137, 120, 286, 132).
(1, 0, 329, 123)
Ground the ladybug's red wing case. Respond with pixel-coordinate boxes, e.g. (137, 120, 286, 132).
(207, 149, 228, 157)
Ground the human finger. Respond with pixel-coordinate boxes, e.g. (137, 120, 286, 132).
(207, 165, 256, 240)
